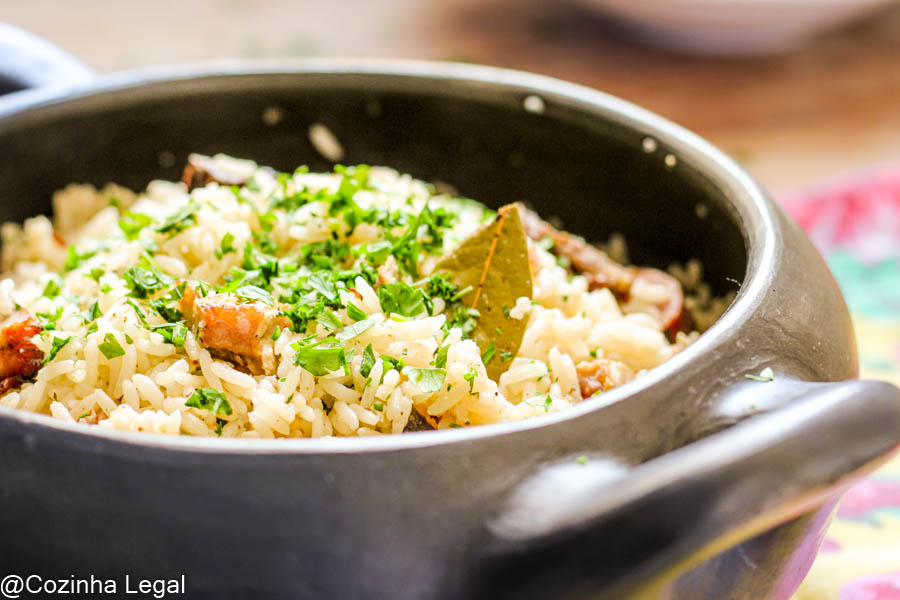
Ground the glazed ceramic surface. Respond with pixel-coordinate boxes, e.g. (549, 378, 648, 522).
(0, 30, 898, 600)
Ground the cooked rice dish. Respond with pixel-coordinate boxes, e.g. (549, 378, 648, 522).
(0, 154, 724, 438)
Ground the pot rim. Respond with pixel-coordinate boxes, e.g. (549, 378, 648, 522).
(0, 58, 777, 454)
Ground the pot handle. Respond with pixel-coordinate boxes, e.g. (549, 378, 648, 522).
(0, 23, 95, 96)
(474, 378, 900, 599)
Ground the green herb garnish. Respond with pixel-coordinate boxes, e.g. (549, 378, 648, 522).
(153, 321, 188, 347)
(43, 336, 71, 365)
(346, 301, 368, 322)
(482, 341, 497, 365)
(317, 309, 343, 331)
(463, 367, 478, 393)
(234, 284, 274, 305)
(118, 212, 154, 240)
(63, 246, 96, 272)
(156, 202, 199, 235)
(360, 343, 376, 378)
(292, 340, 346, 376)
(98, 333, 125, 359)
(214, 232, 236, 259)
(338, 316, 377, 342)
(433, 344, 449, 369)
(378, 282, 427, 317)
(42, 278, 61, 299)
(123, 256, 173, 298)
(186, 387, 233, 416)
(402, 367, 446, 393)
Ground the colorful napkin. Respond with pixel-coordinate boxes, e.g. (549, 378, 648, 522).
(781, 166, 900, 600)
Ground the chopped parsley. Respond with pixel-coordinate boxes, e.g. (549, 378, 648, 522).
(156, 202, 199, 235)
(118, 212, 154, 240)
(378, 282, 426, 317)
(186, 387, 233, 416)
(214, 232, 236, 259)
(42, 336, 71, 365)
(317, 309, 343, 331)
(402, 367, 446, 393)
(123, 256, 173, 298)
(42, 278, 61, 299)
(463, 367, 478, 393)
(360, 343, 376, 378)
(153, 321, 188, 347)
(424, 273, 457, 302)
(63, 246, 96, 272)
(433, 344, 449, 369)
(98, 333, 125, 359)
(36, 307, 63, 330)
(449, 286, 473, 303)
(525, 395, 554, 412)
(338, 316, 377, 342)
(234, 284, 274, 305)
(346, 301, 368, 322)
(381, 355, 405, 373)
(446, 304, 480, 338)
(292, 339, 346, 376)
(481, 341, 497, 365)
(84, 300, 102, 322)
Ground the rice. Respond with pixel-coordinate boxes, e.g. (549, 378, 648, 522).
(0, 154, 723, 438)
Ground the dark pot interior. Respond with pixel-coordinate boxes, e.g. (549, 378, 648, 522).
(0, 71, 746, 298)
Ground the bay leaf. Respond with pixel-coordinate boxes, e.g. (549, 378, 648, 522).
(433, 203, 533, 380)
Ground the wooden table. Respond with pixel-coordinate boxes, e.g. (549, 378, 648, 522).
(6, 0, 900, 190)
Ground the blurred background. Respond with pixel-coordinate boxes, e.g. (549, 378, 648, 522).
(3, 2, 900, 598)
(4, 0, 900, 190)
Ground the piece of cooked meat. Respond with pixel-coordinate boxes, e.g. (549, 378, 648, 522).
(630, 268, 691, 338)
(181, 286, 284, 375)
(519, 204, 635, 294)
(519, 205, 686, 333)
(181, 153, 255, 192)
(0, 310, 44, 394)
(576, 358, 635, 398)
(404, 407, 437, 432)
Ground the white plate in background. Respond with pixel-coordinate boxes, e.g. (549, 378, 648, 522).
(578, 0, 897, 55)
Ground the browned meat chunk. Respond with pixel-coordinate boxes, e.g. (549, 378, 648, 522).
(519, 205, 635, 294)
(519, 205, 686, 333)
(0, 310, 44, 394)
(576, 358, 634, 398)
(181, 153, 254, 192)
(404, 407, 437, 432)
(631, 268, 691, 337)
(181, 286, 284, 375)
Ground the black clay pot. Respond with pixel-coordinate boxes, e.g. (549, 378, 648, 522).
(0, 25, 898, 600)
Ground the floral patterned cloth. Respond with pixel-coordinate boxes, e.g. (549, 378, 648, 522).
(781, 166, 900, 600)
